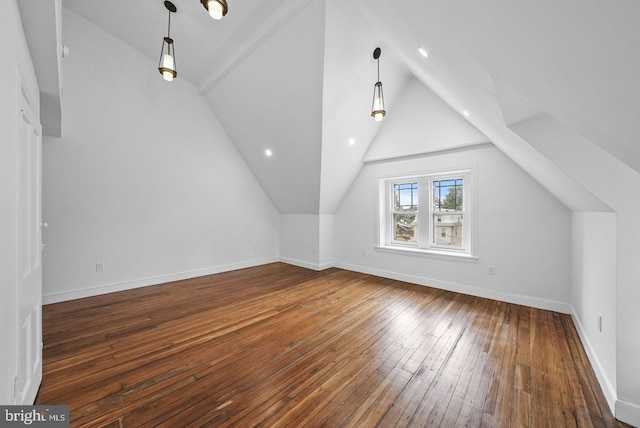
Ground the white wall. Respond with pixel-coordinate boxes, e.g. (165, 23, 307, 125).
(0, 1, 22, 405)
(571, 212, 617, 408)
(279, 214, 320, 270)
(334, 144, 572, 312)
(319, 214, 334, 269)
(279, 214, 335, 270)
(0, 0, 40, 405)
(41, 8, 280, 303)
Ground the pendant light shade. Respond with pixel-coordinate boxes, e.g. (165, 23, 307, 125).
(201, 0, 228, 20)
(372, 81, 385, 121)
(371, 47, 386, 121)
(158, 1, 177, 81)
(158, 37, 176, 81)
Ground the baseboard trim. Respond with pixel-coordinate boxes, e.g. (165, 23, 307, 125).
(616, 399, 640, 427)
(569, 307, 617, 414)
(279, 257, 334, 271)
(332, 262, 572, 314)
(42, 257, 279, 304)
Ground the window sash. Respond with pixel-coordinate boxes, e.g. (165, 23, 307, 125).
(382, 170, 472, 255)
(429, 174, 465, 251)
(432, 212, 464, 249)
(388, 179, 422, 246)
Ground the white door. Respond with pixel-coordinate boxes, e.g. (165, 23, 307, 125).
(15, 87, 43, 404)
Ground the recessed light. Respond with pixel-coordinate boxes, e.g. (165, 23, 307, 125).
(348, 138, 356, 146)
(265, 149, 273, 157)
(418, 47, 429, 58)
(462, 110, 470, 117)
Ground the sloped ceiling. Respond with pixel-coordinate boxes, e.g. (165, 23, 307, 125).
(318, 0, 411, 214)
(363, 78, 489, 163)
(204, 0, 325, 214)
(59, 0, 639, 214)
(350, 0, 640, 171)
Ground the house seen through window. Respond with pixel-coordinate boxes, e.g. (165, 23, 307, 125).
(380, 169, 473, 257)
(393, 182, 419, 243)
(432, 178, 463, 248)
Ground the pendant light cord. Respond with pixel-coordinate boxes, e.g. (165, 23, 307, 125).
(167, 9, 172, 38)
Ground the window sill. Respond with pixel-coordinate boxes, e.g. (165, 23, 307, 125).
(375, 245, 479, 263)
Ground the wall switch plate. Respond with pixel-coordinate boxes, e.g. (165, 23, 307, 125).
(12, 374, 19, 404)
(488, 265, 495, 275)
(96, 262, 104, 272)
(598, 314, 603, 332)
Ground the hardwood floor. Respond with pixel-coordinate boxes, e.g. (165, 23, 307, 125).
(36, 263, 625, 427)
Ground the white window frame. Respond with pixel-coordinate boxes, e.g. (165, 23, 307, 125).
(377, 168, 477, 261)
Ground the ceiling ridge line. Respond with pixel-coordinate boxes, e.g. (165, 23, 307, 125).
(197, 0, 315, 95)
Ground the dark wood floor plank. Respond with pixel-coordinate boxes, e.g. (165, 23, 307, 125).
(259, 294, 416, 427)
(439, 299, 494, 427)
(377, 294, 479, 427)
(304, 289, 436, 427)
(338, 293, 450, 427)
(36, 263, 627, 427)
(209, 281, 396, 426)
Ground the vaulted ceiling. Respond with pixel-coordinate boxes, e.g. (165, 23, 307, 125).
(58, 0, 640, 214)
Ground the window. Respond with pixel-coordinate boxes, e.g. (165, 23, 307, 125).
(432, 177, 463, 249)
(378, 169, 474, 258)
(392, 182, 418, 243)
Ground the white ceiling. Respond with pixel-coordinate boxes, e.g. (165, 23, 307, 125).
(62, 0, 291, 86)
(61, 0, 640, 214)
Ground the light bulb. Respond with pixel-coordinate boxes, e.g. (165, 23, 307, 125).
(374, 112, 384, 121)
(207, 0, 224, 19)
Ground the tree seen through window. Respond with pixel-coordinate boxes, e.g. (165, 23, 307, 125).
(434, 178, 463, 211)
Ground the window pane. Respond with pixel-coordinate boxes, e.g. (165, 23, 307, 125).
(433, 178, 463, 211)
(394, 214, 418, 243)
(433, 214, 463, 248)
(394, 182, 418, 212)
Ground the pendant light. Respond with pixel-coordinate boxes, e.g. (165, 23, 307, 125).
(371, 47, 386, 121)
(200, 0, 228, 20)
(158, 1, 177, 81)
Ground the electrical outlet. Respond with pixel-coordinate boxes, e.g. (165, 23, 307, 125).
(488, 265, 495, 275)
(362, 250, 367, 257)
(96, 262, 104, 272)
